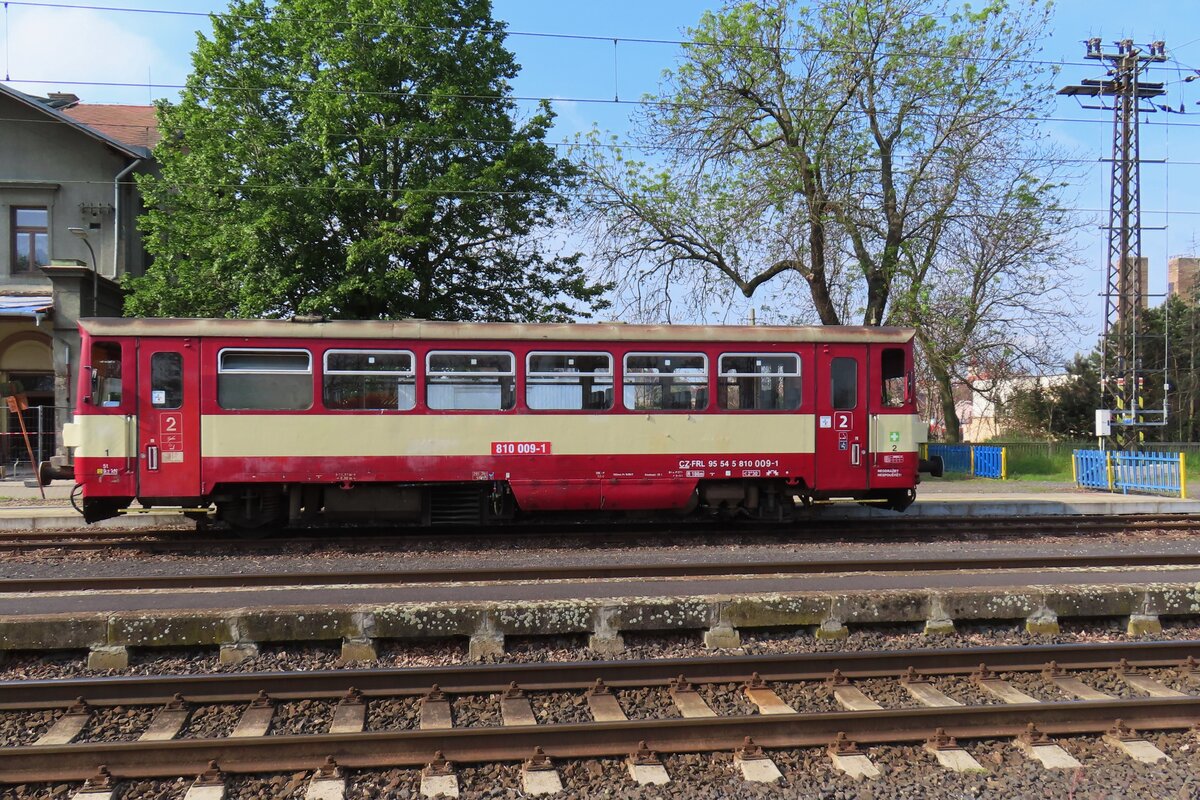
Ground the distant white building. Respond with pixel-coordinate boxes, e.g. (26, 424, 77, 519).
(956, 374, 1069, 442)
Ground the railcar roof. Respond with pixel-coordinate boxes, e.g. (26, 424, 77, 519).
(79, 317, 915, 344)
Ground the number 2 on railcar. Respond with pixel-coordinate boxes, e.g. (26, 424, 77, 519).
(56, 319, 942, 528)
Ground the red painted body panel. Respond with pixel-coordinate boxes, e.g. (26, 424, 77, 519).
(136, 338, 202, 499)
(198, 452, 817, 510)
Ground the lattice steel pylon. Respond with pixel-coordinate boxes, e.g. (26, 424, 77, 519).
(1059, 38, 1168, 450)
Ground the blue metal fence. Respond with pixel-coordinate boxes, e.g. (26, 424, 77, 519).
(924, 444, 1007, 479)
(1073, 449, 1110, 490)
(1072, 449, 1188, 498)
(973, 446, 1005, 479)
(927, 444, 971, 474)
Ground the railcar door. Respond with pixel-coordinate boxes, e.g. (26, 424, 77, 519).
(814, 343, 869, 490)
(136, 338, 201, 500)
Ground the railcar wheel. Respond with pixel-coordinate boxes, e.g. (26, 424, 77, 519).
(879, 489, 916, 512)
(216, 488, 285, 534)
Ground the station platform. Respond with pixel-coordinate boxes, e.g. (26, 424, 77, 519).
(833, 479, 1200, 517)
(0, 478, 1195, 530)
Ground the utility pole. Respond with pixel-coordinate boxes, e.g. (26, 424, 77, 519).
(1059, 39, 1167, 451)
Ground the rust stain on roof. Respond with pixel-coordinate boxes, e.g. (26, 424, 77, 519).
(80, 318, 915, 344)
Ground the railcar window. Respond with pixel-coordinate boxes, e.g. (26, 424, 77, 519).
(831, 357, 858, 410)
(218, 349, 313, 410)
(881, 348, 908, 407)
(150, 352, 183, 409)
(427, 352, 515, 411)
(623, 353, 708, 411)
(526, 353, 613, 411)
(718, 354, 801, 411)
(323, 350, 415, 411)
(90, 341, 123, 406)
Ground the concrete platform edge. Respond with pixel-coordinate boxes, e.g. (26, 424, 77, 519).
(3, 580, 1199, 653)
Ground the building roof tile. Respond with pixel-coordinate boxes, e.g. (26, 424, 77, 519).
(61, 104, 160, 149)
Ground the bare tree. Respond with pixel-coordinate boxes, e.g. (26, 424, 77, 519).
(578, 0, 1069, 335)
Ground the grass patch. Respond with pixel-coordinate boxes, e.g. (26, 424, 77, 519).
(1005, 450, 1074, 481)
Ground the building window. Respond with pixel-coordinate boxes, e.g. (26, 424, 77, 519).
(718, 354, 802, 410)
(217, 349, 313, 410)
(12, 208, 49, 273)
(323, 350, 415, 410)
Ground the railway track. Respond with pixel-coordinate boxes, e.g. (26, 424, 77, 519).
(5, 548, 1200, 593)
(1, 640, 1197, 783)
(1, 512, 1198, 554)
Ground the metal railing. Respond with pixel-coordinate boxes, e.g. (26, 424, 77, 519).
(924, 444, 1007, 479)
(1, 405, 67, 479)
(1073, 449, 1188, 498)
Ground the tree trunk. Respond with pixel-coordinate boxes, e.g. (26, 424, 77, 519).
(931, 360, 961, 443)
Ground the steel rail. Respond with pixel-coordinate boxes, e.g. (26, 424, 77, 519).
(0, 512, 1195, 544)
(1, 640, 1195, 709)
(5, 549, 1200, 594)
(0, 697, 1197, 782)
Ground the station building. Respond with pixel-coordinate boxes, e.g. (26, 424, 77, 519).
(0, 82, 157, 471)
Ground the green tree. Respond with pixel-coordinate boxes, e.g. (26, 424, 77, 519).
(131, 0, 609, 321)
(1006, 353, 1099, 440)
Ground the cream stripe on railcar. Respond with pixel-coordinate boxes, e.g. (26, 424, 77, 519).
(66, 415, 132, 459)
(201, 414, 818, 458)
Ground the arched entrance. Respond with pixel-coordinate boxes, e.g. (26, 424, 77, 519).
(0, 331, 54, 475)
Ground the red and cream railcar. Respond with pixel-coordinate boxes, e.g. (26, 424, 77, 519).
(61, 318, 937, 527)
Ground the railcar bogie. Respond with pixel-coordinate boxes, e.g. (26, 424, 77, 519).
(58, 318, 936, 529)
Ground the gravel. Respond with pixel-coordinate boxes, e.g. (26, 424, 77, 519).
(111, 779, 189, 800)
(365, 697, 421, 731)
(528, 690, 592, 724)
(376, 638, 468, 667)
(0, 784, 75, 799)
(346, 767, 422, 799)
(6, 730, 1199, 799)
(615, 686, 681, 720)
(178, 703, 242, 739)
(455, 762, 524, 797)
(934, 675, 1004, 706)
(6, 524, 1199, 576)
(770, 680, 841, 713)
(997, 670, 1065, 702)
(0, 708, 63, 746)
(75, 704, 155, 742)
(851, 677, 921, 708)
(224, 772, 307, 800)
(697, 681, 757, 716)
(270, 699, 335, 735)
(451, 693, 501, 728)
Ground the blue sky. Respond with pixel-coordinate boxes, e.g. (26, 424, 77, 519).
(2, 0, 1199, 352)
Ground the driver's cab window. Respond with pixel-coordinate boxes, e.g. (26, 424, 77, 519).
(880, 348, 908, 407)
(91, 341, 123, 407)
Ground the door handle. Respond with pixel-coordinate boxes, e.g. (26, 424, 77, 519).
(851, 443, 861, 466)
(146, 443, 159, 472)
(124, 415, 136, 473)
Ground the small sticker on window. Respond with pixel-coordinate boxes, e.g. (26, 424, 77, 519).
(151, 390, 166, 405)
(819, 415, 833, 428)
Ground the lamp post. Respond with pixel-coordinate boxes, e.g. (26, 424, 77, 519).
(66, 227, 98, 317)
